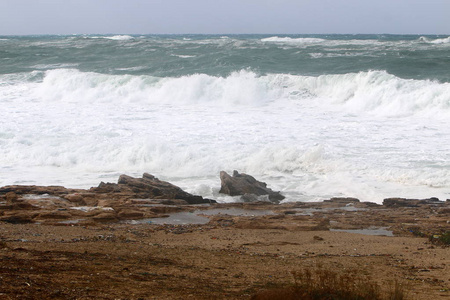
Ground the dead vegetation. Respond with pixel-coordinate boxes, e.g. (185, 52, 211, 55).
(252, 266, 407, 300)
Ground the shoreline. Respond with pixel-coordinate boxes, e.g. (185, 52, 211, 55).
(1, 176, 449, 299)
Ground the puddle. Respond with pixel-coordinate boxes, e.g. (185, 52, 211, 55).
(289, 206, 367, 216)
(22, 194, 64, 200)
(58, 219, 86, 224)
(197, 208, 275, 217)
(127, 212, 210, 225)
(330, 227, 393, 236)
(125, 208, 275, 225)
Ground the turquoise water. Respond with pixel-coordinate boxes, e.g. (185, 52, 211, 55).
(1, 34, 449, 81)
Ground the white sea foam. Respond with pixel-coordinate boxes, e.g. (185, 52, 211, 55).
(27, 69, 450, 116)
(104, 35, 134, 41)
(171, 54, 196, 58)
(419, 36, 450, 44)
(262, 36, 326, 44)
(1, 69, 449, 203)
(261, 36, 386, 47)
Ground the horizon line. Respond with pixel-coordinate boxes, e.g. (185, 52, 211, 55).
(1, 32, 449, 37)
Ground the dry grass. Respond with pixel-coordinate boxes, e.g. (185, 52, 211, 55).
(251, 267, 407, 300)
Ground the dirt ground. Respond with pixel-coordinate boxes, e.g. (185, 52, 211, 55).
(0, 200, 449, 300)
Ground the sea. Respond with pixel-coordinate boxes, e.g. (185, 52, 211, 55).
(1, 34, 449, 203)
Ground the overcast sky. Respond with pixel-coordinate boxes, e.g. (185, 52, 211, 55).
(1, 0, 449, 35)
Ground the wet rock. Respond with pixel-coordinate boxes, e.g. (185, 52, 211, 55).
(325, 197, 360, 203)
(240, 194, 271, 203)
(91, 173, 214, 204)
(383, 198, 420, 207)
(383, 197, 445, 208)
(219, 170, 285, 203)
(418, 197, 445, 206)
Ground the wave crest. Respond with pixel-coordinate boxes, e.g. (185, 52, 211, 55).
(419, 36, 450, 44)
(261, 36, 326, 44)
(33, 69, 450, 117)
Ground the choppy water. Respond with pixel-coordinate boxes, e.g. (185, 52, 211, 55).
(1, 34, 449, 203)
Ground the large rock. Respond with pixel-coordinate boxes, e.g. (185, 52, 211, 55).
(219, 170, 285, 203)
(91, 173, 215, 204)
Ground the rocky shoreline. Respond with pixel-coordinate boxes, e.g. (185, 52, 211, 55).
(1, 173, 449, 299)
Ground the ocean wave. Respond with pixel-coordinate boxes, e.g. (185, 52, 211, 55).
(32, 69, 450, 117)
(261, 36, 386, 47)
(418, 36, 450, 44)
(261, 36, 326, 44)
(30, 63, 80, 70)
(170, 54, 196, 58)
(86, 35, 134, 41)
(299, 70, 450, 117)
(104, 35, 134, 41)
(2, 69, 450, 201)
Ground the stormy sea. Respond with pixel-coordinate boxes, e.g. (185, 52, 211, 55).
(1, 34, 449, 203)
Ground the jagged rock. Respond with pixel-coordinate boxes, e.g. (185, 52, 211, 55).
(0, 173, 216, 224)
(219, 170, 285, 203)
(91, 173, 214, 204)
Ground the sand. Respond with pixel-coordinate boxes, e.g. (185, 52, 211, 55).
(0, 198, 449, 299)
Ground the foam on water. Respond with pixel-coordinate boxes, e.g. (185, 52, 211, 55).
(26, 69, 450, 116)
(92, 35, 135, 41)
(419, 36, 450, 44)
(261, 37, 326, 44)
(1, 67, 449, 203)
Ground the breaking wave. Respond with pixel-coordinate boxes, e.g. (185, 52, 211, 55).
(261, 36, 326, 44)
(31, 69, 450, 117)
(419, 36, 450, 44)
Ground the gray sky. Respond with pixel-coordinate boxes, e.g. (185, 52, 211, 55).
(1, 0, 449, 35)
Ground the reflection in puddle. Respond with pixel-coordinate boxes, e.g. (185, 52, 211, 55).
(59, 219, 86, 224)
(125, 208, 276, 225)
(127, 212, 210, 225)
(198, 208, 275, 216)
